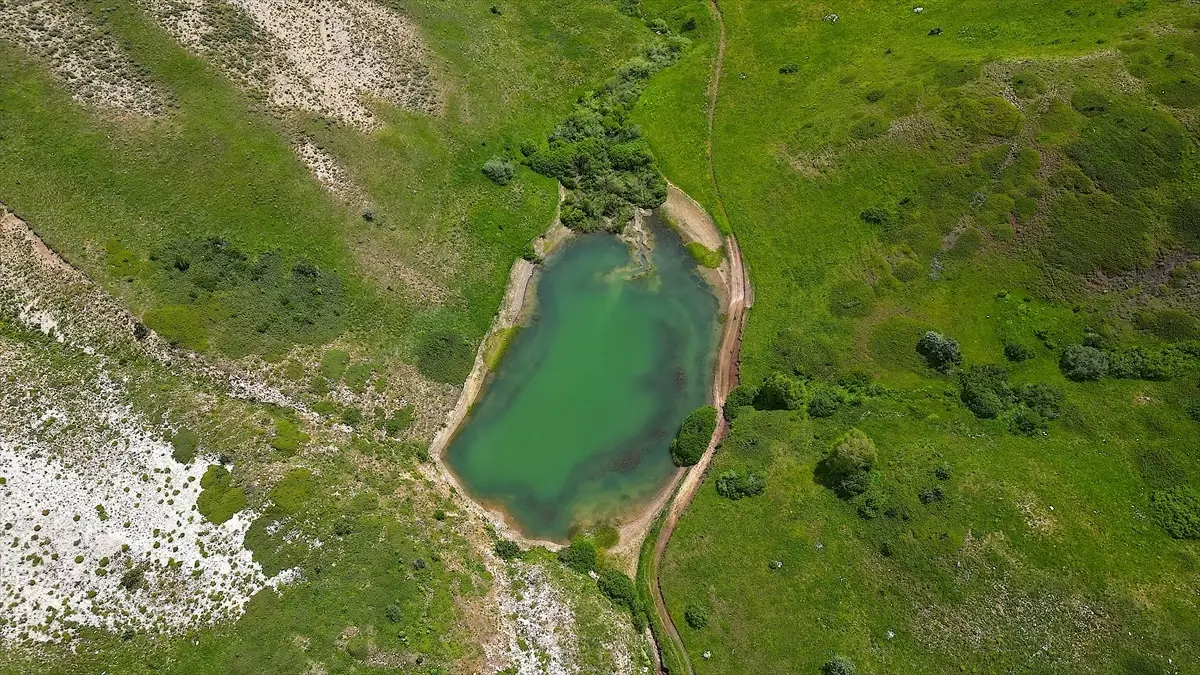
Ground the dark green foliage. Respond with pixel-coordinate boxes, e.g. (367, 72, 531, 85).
(1003, 341, 1035, 362)
(171, 428, 199, 464)
(481, 156, 515, 185)
(864, 89, 886, 103)
(1136, 446, 1189, 489)
(340, 406, 363, 426)
(1155, 76, 1200, 108)
(754, 371, 805, 410)
(271, 418, 306, 455)
(385, 604, 403, 622)
(917, 331, 962, 372)
(197, 465, 246, 525)
(779, 63, 799, 74)
(1174, 199, 1200, 246)
(1149, 486, 1200, 539)
(817, 429, 877, 499)
(807, 385, 845, 418)
(681, 16, 696, 32)
(1048, 166, 1094, 193)
(1115, 0, 1148, 18)
(1016, 383, 1064, 420)
(1060, 344, 1109, 381)
(527, 39, 686, 232)
(493, 539, 521, 560)
(1007, 406, 1047, 436)
(684, 604, 709, 629)
(416, 329, 474, 384)
(147, 238, 344, 358)
(1067, 103, 1185, 192)
(859, 207, 893, 227)
(597, 569, 637, 610)
(671, 405, 717, 466)
(714, 470, 766, 500)
(1045, 192, 1153, 274)
(893, 258, 922, 282)
(1108, 346, 1190, 381)
(557, 539, 597, 573)
(822, 655, 857, 675)
(948, 226, 982, 258)
(118, 567, 146, 592)
(918, 486, 945, 504)
(320, 350, 350, 381)
(829, 279, 874, 317)
(959, 365, 1012, 419)
(849, 115, 888, 140)
(269, 469, 316, 514)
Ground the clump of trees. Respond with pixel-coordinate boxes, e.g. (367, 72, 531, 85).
(1060, 342, 1196, 382)
(754, 371, 806, 410)
(957, 365, 1063, 435)
(670, 405, 717, 466)
(917, 331, 962, 372)
(822, 655, 857, 675)
(715, 469, 766, 499)
(557, 538, 597, 573)
(684, 604, 709, 629)
(816, 428, 877, 498)
(524, 38, 688, 232)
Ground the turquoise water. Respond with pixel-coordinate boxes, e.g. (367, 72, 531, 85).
(445, 216, 719, 541)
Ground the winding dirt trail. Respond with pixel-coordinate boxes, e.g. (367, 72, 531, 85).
(647, 1, 738, 671)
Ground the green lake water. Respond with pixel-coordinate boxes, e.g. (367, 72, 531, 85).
(445, 215, 719, 541)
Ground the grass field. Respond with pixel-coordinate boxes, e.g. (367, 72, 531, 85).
(644, 0, 1200, 672)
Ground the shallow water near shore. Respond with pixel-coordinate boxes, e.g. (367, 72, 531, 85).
(445, 214, 719, 541)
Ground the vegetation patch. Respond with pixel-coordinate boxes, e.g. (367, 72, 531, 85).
(1044, 192, 1153, 274)
(670, 405, 717, 466)
(196, 465, 246, 525)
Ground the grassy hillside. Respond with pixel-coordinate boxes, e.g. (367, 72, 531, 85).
(645, 0, 1200, 672)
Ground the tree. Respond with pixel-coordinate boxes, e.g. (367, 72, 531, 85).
(754, 371, 805, 410)
(807, 385, 845, 418)
(1059, 344, 1109, 381)
(557, 539, 597, 573)
(917, 331, 962, 372)
(482, 156, 515, 185)
(818, 429, 877, 498)
(670, 406, 717, 466)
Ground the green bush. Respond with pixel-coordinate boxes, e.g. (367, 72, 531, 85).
(670, 405, 717, 466)
(1060, 344, 1109, 381)
(383, 406, 415, 437)
(269, 469, 316, 514)
(1048, 166, 1094, 193)
(1003, 341, 1035, 362)
(754, 372, 805, 410)
(270, 418, 307, 455)
(714, 470, 766, 500)
(817, 429, 877, 498)
(829, 279, 874, 317)
(597, 569, 638, 611)
(724, 383, 758, 420)
(944, 96, 1024, 139)
(1071, 88, 1111, 116)
(197, 465, 246, 525)
(416, 328, 475, 384)
(481, 156, 515, 185)
(557, 539, 597, 573)
(171, 428, 199, 464)
(917, 331, 962, 372)
(1007, 406, 1047, 436)
(893, 258, 922, 282)
(493, 539, 521, 560)
(959, 365, 1013, 419)
(1136, 309, 1200, 341)
(1016, 383, 1063, 419)
(320, 350, 350, 381)
(822, 655, 857, 675)
(1149, 486, 1200, 539)
(684, 604, 709, 629)
(807, 385, 845, 418)
(1108, 346, 1188, 381)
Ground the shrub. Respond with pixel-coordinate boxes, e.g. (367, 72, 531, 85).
(944, 96, 1024, 139)
(893, 258, 922, 282)
(779, 63, 799, 74)
(681, 16, 696, 31)
(917, 331, 962, 372)
(340, 406, 363, 426)
(383, 406, 415, 437)
(725, 383, 758, 420)
(859, 207, 893, 227)
(1136, 309, 1200, 341)
(714, 470, 766, 500)
(119, 567, 146, 591)
(494, 539, 521, 560)
(171, 428, 199, 464)
(270, 418, 307, 455)
(481, 156, 515, 185)
(671, 406, 717, 466)
(1149, 486, 1200, 539)
(598, 569, 638, 611)
(1108, 346, 1187, 381)
(1048, 166, 1094, 193)
(320, 349, 350, 381)
(959, 365, 1013, 419)
(822, 655, 857, 675)
(197, 465, 246, 525)
(1016, 383, 1063, 419)
(684, 604, 709, 629)
(918, 486, 945, 504)
(754, 372, 806, 410)
(807, 386, 845, 418)
(385, 604, 403, 622)
(269, 469, 316, 514)
(1003, 341, 1035, 362)
(1175, 199, 1200, 247)
(818, 429, 877, 498)
(557, 539, 597, 573)
(1060, 344, 1109, 381)
(865, 88, 886, 103)
(1007, 406, 1047, 436)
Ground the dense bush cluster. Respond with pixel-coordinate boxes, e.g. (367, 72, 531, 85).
(557, 538, 597, 573)
(917, 331, 962, 372)
(525, 38, 687, 232)
(1059, 344, 1109, 381)
(957, 365, 1063, 435)
(670, 405, 717, 466)
(684, 604, 709, 629)
(817, 429, 877, 498)
(493, 539, 521, 560)
(754, 371, 806, 410)
(196, 464, 246, 525)
(481, 155, 514, 185)
(415, 328, 475, 384)
(715, 469, 766, 500)
(1060, 343, 1197, 382)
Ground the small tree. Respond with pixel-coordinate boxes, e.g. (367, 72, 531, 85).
(807, 385, 845, 418)
(670, 406, 717, 466)
(557, 539, 597, 573)
(819, 429, 877, 498)
(754, 371, 805, 410)
(493, 539, 521, 560)
(917, 331, 962, 372)
(1059, 344, 1108, 381)
(822, 655, 856, 675)
(482, 156, 515, 185)
(684, 604, 709, 629)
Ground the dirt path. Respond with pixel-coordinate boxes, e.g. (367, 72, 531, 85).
(647, 1, 736, 672)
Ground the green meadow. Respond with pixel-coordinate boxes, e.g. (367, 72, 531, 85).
(639, 0, 1200, 672)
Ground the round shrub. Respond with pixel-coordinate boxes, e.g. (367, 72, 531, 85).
(493, 539, 521, 560)
(597, 569, 638, 611)
(917, 331, 962, 372)
(684, 604, 709, 629)
(807, 386, 845, 418)
(822, 655, 857, 675)
(818, 429, 877, 498)
(482, 156, 515, 185)
(416, 328, 475, 384)
(670, 406, 718, 466)
(754, 372, 806, 411)
(1059, 344, 1109, 381)
(715, 470, 766, 500)
(1003, 341, 1035, 362)
(170, 428, 199, 464)
(557, 539, 597, 573)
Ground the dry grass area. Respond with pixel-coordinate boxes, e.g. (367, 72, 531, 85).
(0, 0, 169, 115)
(139, 0, 440, 129)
